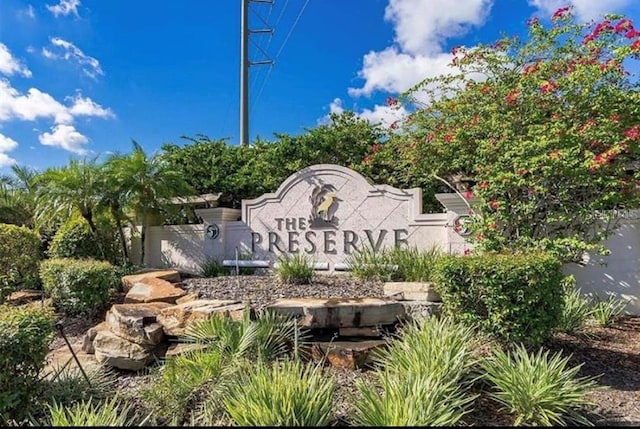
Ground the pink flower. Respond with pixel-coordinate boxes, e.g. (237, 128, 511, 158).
(523, 62, 540, 75)
(464, 190, 474, 199)
(540, 80, 558, 93)
(386, 97, 398, 106)
(527, 17, 540, 26)
(371, 143, 383, 153)
(489, 200, 499, 210)
(505, 89, 520, 104)
(631, 39, 640, 51)
(615, 19, 633, 34)
(626, 29, 640, 39)
(625, 126, 640, 140)
(463, 248, 473, 256)
(444, 134, 453, 143)
(552, 6, 570, 19)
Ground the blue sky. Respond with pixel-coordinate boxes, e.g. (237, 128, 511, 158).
(1, 0, 639, 172)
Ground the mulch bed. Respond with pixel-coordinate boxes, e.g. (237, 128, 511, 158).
(39, 274, 640, 426)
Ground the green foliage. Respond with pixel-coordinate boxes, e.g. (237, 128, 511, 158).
(39, 366, 117, 408)
(222, 360, 335, 427)
(184, 309, 306, 362)
(589, 294, 628, 327)
(198, 258, 227, 278)
(40, 258, 119, 316)
(374, 316, 479, 381)
(348, 245, 442, 282)
(0, 223, 41, 302)
(160, 112, 385, 208)
(481, 343, 598, 426)
(434, 252, 564, 346)
(47, 215, 118, 262)
(141, 348, 228, 425)
(352, 372, 475, 427)
(557, 277, 593, 334)
(275, 253, 314, 285)
(395, 10, 640, 261)
(352, 317, 478, 426)
(0, 305, 54, 423)
(47, 396, 142, 426)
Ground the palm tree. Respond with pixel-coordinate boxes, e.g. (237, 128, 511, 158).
(107, 141, 192, 265)
(100, 159, 131, 262)
(34, 157, 105, 256)
(0, 165, 40, 226)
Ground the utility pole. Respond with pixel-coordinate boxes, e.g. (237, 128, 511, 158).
(240, 0, 274, 147)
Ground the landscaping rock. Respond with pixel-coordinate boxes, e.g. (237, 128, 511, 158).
(81, 322, 109, 354)
(265, 297, 406, 329)
(176, 292, 200, 305)
(105, 302, 171, 346)
(93, 329, 155, 371)
(121, 269, 181, 292)
(401, 301, 443, 319)
(310, 339, 387, 369)
(124, 277, 186, 304)
(383, 282, 442, 302)
(42, 341, 104, 379)
(157, 299, 247, 336)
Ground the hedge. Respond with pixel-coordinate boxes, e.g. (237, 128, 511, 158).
(433, 252, 565, 346)
(40, 258, 120, 316)
(0, 223, 42, 303)
(0, 305, 54, 422)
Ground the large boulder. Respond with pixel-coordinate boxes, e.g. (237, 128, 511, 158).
(105, 302, 171, 346)
(265, 297, 406, 329)
(157, 299, 247, 336)
(124, 277, 186, 304)
(81, 322, 110, 354)
(93, 329, 156, 371)
(121, 269, 181, 292)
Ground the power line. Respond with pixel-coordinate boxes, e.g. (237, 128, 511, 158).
(274, 0, 310, 60)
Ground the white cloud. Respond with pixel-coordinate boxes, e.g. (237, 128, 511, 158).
(67, 94, 115, 119)
(0, 153, 17, 168)
(46, 0, 80, 17)
(0, 43, 32, 78)
(42, 38, 103, 79)
(349, 0, 493, 98)
(358, 103, 409, 127)
(329, 98, 345, 115)
(0, 134, 18, 167)
(349, 48, 453, 97)
(0, 79, 72, 124)
(385, 0, 493, 55)
(0, 134, 18, 153)
(39, 124, 88, 154)
(18, 5, 36, 19)
(529, 0, 631, 21)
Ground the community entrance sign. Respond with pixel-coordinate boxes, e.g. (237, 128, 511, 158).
(234, 164, 451, 270)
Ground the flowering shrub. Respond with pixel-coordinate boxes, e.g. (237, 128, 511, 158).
(395, 8, 640, 261)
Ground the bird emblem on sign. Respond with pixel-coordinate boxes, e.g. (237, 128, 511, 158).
(309, 184, 340, 228)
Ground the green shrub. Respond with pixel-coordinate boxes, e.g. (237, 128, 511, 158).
(47, 396, 142, 426)
(557, 277, 593, 334)
(0, 305, 54, 423)
(387, 246, 441, 282)
(222, 360, 334, 426)
(373, 316, 479, 382)
(47, 215, 120, 263)
(348, 245, 441, 282)
(40, 366, 117, 408)
(275, 254, 314, 285)
(434, 252, 564, 346)
(0, 223, 41, 302)
(199, 258, 227, 278)
(481, 343, 597, 426)
(347, 246, 397, 281)
(589, 295, 628, 328)
(40, 258, 119, 316)
(352, 372, 475, 427)
(184, 309, 306, 362)
(141, 348, 228, 425)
